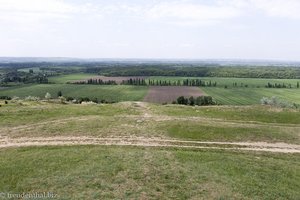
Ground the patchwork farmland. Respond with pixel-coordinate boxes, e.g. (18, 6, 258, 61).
(1, 62, 300, 199)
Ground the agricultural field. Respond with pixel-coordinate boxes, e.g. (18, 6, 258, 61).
(144, 86, 203, 103)
(0, 100, 299, 199)
(202, 87, 300, 105)
(1, 73, 299, 105)
(47, 73, 148, 84)
(48, 73, 97, 84)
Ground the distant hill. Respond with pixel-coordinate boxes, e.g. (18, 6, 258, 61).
(0, 57, 300, 66)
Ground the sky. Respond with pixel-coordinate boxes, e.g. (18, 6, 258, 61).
(0, 0, 300, 60)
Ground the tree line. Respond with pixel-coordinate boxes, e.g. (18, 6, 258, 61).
(72, 79, 117, 85)
(265, 82, 294, 88)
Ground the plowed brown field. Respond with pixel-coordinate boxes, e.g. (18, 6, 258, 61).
(144, 86, 204, 103)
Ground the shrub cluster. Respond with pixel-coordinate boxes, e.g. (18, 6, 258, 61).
(0, 96, 12, 100)
(174, 96, 216, 106)
(25, 96, 40, 101)
(65, 97, 115, 104)
(261, 96, 299, 108)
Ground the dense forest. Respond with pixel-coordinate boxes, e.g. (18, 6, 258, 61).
(92, 66, 300, 79)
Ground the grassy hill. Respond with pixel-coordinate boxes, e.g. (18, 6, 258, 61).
(0, 100, 299, 199)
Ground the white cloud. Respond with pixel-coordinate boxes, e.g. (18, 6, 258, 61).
(146, 1, 241, 26)
(219, 0, 300, 20)
(0, 0, 77, 13)
(0, 0, 97, 26)
(250, 0, 300, 20)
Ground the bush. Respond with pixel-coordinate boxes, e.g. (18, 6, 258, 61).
(177, 96, 188, 105)
(25, 96, 40, 101)
(261, 96, 297, 108)
(57, 91, 63, 97)
(176, 96, 216, 106)
(58, 96, 66, 104)
(66, 97, 74, 102)
(0, 96, 11, 100)
(11, 96, 20, 102)
(45, 92, 52, 100)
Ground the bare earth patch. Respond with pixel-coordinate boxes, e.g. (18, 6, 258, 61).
(144, 86, 204, 103)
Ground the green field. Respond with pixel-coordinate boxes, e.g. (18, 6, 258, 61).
(48, 74, 300, 88)
(1, 73, 300, 105)
(150, 104, 300, 124)
(48, 73, 97, 84)
(202, 87, 300, 105)
(0, 84, 148, 102)
(0, 146, 299, 200)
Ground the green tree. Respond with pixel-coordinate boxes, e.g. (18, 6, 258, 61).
(177, 96, 188, 105)
(57, 91, 62, 97)
(189, 96, 195, 106)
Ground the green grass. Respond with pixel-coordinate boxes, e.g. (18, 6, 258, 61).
(163, 121, 299, 144)
(0, 146, 299, 200)
(48, 73, 97, 84)
(0, 84, 148, 102)
(202, 87, 300, 105)
(1, 100, 299, 199)
(151, 104, 300, 124)
(0, 102, 138, 127)
(1, 101, 299, 144)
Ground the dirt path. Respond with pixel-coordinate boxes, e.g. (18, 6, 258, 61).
(0, 136, 299, 153)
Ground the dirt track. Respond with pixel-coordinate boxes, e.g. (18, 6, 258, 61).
(1, 136, 299, 153)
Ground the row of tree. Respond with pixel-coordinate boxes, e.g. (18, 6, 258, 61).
(121, 78, 218, 87)
(73, 79, 117, 85)
(121, 78, 147, 85)
(265, 82, 294, 88)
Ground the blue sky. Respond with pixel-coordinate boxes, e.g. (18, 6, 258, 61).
(0, 0, 300, 60)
